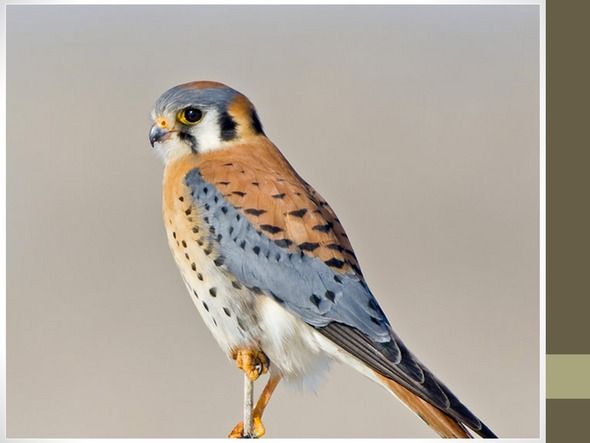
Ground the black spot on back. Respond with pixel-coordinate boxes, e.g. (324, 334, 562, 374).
(325, 257, 345, 269)
(209, 287, 217, 297)
(325, 290, 336, 302)
(299, 242, 320, 251)
(310, 294, 321, 308)
(260, 224, 283, 234)
(312, 222, 333, 233)
(274, 238, 293, 248)
(289, 208, 308, 218)
(245, 208, 267, 216)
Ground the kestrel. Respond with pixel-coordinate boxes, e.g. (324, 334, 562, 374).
(149, 81, 497, 438)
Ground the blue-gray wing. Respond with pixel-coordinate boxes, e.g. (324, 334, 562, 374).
(184, 168, 393, 341)
(185, 168, 493, 437)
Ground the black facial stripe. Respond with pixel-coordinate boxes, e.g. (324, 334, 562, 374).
(178, 131, 198, 153)
(251, 109, 265, 135)
(219, 111, 237, 141)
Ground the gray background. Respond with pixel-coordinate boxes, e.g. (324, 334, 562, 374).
(7, 5, 539, 438)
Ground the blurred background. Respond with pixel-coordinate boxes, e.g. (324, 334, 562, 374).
(7, 5, 540, 438)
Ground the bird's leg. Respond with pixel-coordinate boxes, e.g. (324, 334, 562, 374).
(232, 348, 269, 382)
(243, 372, 254, 437)
(229, 373, 282, 438)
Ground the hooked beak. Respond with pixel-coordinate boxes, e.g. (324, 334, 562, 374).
(149, 124, 171, 147)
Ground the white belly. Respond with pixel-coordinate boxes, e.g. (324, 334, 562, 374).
(255, 296, 334, 390)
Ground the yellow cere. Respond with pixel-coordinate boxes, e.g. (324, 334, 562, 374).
(157, 117, 169, 129)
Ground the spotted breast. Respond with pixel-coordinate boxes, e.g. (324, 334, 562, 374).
(163, 154, 263, 355)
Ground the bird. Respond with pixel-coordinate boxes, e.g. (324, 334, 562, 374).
(148, 80, 497, 439)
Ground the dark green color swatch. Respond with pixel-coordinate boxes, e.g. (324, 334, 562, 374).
(547, 400, 590, 441)
(547, 1, 590, 354)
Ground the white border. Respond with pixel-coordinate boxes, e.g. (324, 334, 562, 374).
(539, 1, 546, 441)
(0, 0, 545, 5)
(1, 1, 546, 442)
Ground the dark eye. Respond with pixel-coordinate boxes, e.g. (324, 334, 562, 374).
(178, 107, 203, 125)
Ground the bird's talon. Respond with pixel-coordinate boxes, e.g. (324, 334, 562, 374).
(232, 348, 269, 381)
(228, 417, 265, 439)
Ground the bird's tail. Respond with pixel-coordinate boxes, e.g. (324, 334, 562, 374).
(373, 371, 472, 438)
(315, 326, 497, 438)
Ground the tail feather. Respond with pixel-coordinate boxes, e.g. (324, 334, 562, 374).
(314, 323, 497, 437)
(374, 371, 472, 438)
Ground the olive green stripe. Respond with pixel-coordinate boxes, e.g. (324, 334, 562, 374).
(547, 355, 590, 399)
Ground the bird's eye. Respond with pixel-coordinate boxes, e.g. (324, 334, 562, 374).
(178, 107, 203, 125)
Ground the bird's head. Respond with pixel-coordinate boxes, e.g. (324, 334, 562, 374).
(149, 81, 265, 163)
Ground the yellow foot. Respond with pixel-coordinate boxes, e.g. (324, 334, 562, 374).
(232, 348, 269, 381)
(228, 416, 265, 438)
